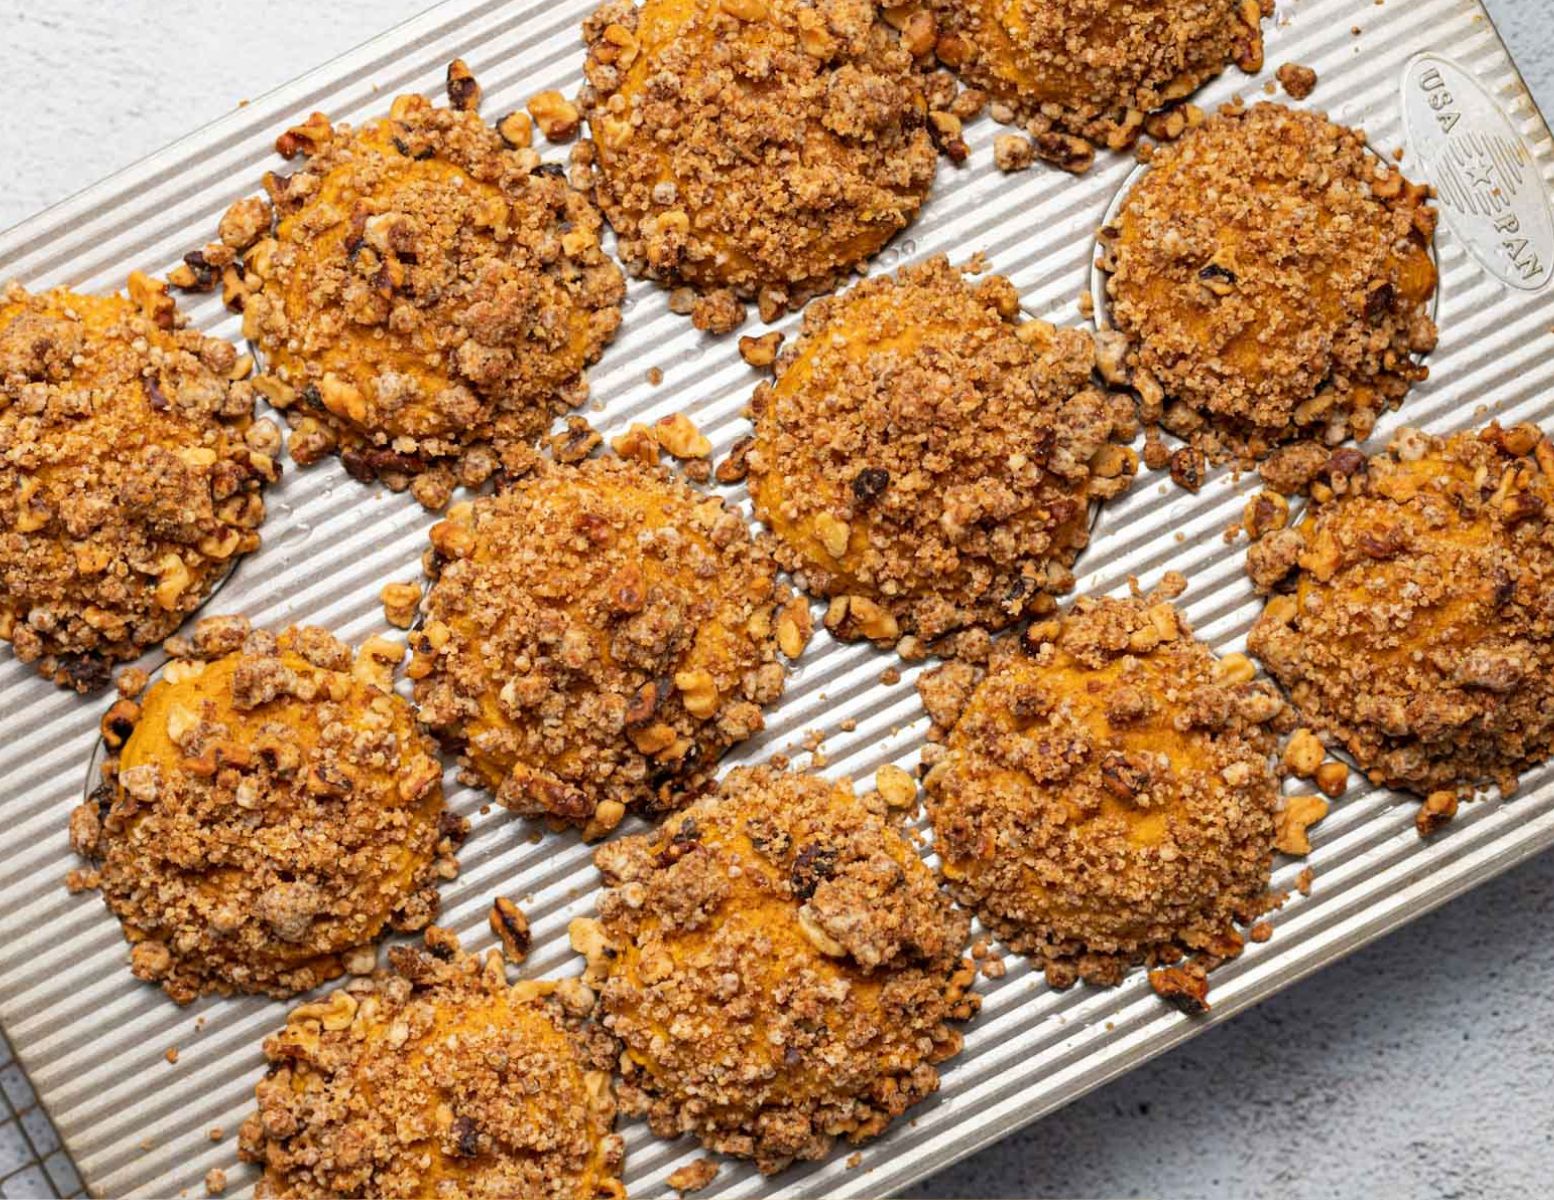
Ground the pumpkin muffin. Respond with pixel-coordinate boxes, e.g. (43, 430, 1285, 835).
(1101, 103, 1438, 468)
(919, 582, 1288, 987)
(1247, 424, 1554, 802)
(0, 274, 276, 690)
(224, 67, 624, 507)
(931, 0, 1271, 153)
(579, 0, 938, 328)
(411, 456, 788, 836)
(748, 255, 1137, 655)
(576, 765, 978, 1173)
(68, 616, 461, 1004)
(239, 929, 624, 1200)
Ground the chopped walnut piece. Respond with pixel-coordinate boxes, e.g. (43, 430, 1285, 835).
(1149, 961, 1211, 1014)
(1276, 62, 1319, 100)
(527, 89, 581, 142)
(204, 1168, 226, 1197)
(653, 412, 712, 459)
(68, 618, 458, 1003)
(1274, 794, 1329, 856)
(489, 896, 532, 963)
(738, 330, 784, 367)
(875, 764, 917, 808)
(1416, 790, 1460, 837)
(380, 581, 422, 630)
(993, 133, 1035, 172)
(239, 931, 623, 1198)
(589, 767, 976, 1173)
(667, 1158, 721, 1194)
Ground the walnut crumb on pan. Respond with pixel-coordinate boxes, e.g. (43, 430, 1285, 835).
(580, 765, 977, 1174)
(69, 616, 462, 1004)
(748, 254, 1137, 656)
(1101, 103, 1438, 471)
(930, 0, 1271, 155)
(0, 276, 277, 691)
(225, 68, 624, 506)
(920, 584, 1290, 991)
(239, 930, 624, 1200)
(1247, 423, 1554, 813)
(411, 457, 789, 832)
(580, 0, 939, 323)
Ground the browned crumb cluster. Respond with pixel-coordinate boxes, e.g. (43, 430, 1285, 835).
(1101, 103, 1438, 467)
(239, 931, 624, 1200)
(579, 765, 978, 1174)
(225, 77, 624, 508)
(930, 0, 1271, 154)
(580, 0, 938, 325)
(411, 456, 788, 833)
(1247, 424, 1554, 800)
(919, 582, 1289, 988)
(68, 616, 462, 1004)
(748, 255, 1137, 656)
(0, 275, 276, 690)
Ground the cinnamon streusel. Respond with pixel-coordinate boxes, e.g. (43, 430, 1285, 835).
(919, 582, 1289, 988)
(225, 65, 624, 506)
(577, 765, 978, 1173)
(0, 275, 276, 690)
(580, 0, 938, 326)
(931, 0, 1271, 154)
(1101, 103, 1438, 469)
(411, 456, 788, 833)
(748, 254, 1136, 655)
(69, 616, 461, 1004)
(239, 930, 624, 1199)
(1247, 424, 1554, 802)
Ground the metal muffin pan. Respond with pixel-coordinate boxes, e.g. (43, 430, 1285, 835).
(3, 0, 1553, 1196)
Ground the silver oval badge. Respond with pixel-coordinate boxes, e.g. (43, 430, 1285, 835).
(1402, 53, 1554, 292)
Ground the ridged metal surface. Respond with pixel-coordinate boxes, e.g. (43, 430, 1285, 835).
(1, 0, 1551, 1196)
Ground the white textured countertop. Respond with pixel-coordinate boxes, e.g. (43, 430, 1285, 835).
(1, 2, 1551, 1197)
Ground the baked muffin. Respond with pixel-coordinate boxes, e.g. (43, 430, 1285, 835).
(224, 67, 624, 508)
(931, 0, 1270, 152)
(748, 254, 1136, 655)
(1101, 103, 1438, 467)
(919, 583, 1288, 987)
(1247, 424, 1554, 801)
(580, 0, 938, 328)
(577, 765, 978, 1173)
(68, 617, 461, 1004)
(411, 457, 788, 835)
(0, 274, 276, 690)
(240, 929, 624, 1200)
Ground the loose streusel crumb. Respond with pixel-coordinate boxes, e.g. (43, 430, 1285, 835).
(580, 0, 938, 318)
(69, 617, 462, 1003)
(666, 1158, 720, 1194)
(0, 276, 277, 690)
(920, 584, 1290, 989)
(227, 73, 624, 505)
(1276, 62, 1319, 100)
(204, 1167, 226, 1197)
(412, 457, 788, 829)
(931, 0, 1270, 152)
(238, 931, 624, 1199)
(1247, 424, 1554, 803)
(1102, 103, 1438, 468)
(748, 255, 1137, 652)
(582, 766, 977, 1174)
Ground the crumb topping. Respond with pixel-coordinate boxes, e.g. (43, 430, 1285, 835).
(239, 932, 623, 1200)
(0, 276, 276, 690)
(412, 457, 788, 830)
(1247, 424, 1554, 797)
(580, 0, 938, 319)
(69, 616, 461, 1003)
(582, 765, 977, 1173)
(748, 255, 1137, 652)
(920, 584, 1288, 987)
(230, 84, 624, 505)
(931, 0, 1270, 150)
(1101, 103, 1438, 466)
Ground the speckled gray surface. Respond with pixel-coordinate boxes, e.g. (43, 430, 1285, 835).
(1, 2, 1553, 1197)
